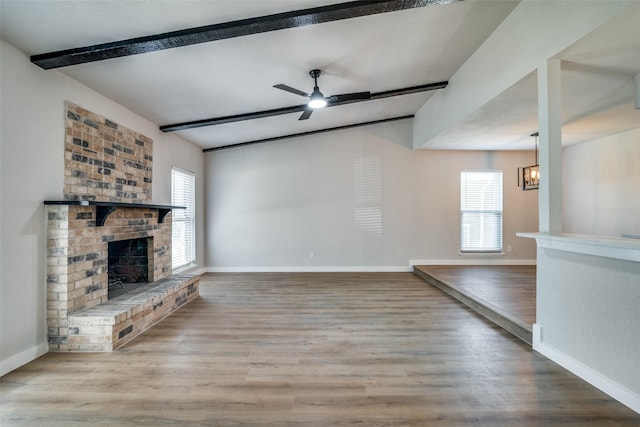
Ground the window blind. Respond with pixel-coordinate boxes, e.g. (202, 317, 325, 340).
(460, 170, 503, 252)
(171, 168, 195, 269)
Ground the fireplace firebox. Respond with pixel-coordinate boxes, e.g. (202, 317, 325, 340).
(108, 237, 152, 299)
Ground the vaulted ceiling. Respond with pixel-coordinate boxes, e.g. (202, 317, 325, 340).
(0, 0, 519, 150)
(1, 0, 638, 151)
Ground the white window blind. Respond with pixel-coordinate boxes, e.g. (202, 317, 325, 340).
(460, 170, 503, 253)
(171, 168, 195, 269)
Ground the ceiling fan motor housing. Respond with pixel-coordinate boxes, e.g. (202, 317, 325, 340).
(309, 69, 322, 79)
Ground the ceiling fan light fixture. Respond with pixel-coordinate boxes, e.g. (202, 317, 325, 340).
(308, 88, 327, 109)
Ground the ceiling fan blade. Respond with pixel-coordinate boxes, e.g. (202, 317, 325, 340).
(274, 84, 309, 98)
(327, 91, 371, 104)
(298, 108, 313, 120)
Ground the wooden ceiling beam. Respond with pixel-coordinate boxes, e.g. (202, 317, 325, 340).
(31, 0, 460, 69)
(160, 81, 448, 132)
(202, 115, 414, 153)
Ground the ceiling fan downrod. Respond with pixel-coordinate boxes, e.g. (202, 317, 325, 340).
(308, 69, 327, 109)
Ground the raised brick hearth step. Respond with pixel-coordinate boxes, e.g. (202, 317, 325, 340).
(67, 273, 200, 351)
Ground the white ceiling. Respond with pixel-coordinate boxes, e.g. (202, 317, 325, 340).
(1, 0, 638, 151)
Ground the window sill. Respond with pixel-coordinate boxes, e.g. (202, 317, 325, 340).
(459, 252, 505, 256)
(173, 262, 197, 274)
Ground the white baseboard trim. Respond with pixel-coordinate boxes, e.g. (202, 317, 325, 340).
(533, 324, 640, 414)
(409, 259, 536, 266)
(1, 342, 48, 377)
(532, 323, 543, 348)
(202, 266, 413, 273)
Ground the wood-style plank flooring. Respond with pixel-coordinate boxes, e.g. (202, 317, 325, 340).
(414, 265, 536, 344)
(2, 272, 638, 426)
(414, 265, 536, 325)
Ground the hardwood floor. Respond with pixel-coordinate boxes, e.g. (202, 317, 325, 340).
(414, 265, 536, 344)
(2, 273, 638, 426)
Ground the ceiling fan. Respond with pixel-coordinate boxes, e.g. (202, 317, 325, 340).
(274, 69, 371, 120)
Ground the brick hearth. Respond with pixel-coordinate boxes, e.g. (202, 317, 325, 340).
(68, 274, 199, 351)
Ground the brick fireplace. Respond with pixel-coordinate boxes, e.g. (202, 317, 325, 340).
(45, 102, 199, 352)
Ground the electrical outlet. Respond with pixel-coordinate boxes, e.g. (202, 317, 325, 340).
(309, 251, 315, 259)
(507, 245, 513, 253)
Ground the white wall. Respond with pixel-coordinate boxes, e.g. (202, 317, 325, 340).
(535, 245, 640, 411)
(563, 129, 640, 237)
(205, 120, 538, 270)
(0, 40, 205, 375)
(538, 131, 640, 411)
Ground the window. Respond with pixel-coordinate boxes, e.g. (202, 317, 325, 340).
(171, 168, 195, 269)
(460, 170, 503, 253)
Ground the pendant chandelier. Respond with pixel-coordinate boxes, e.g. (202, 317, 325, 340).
(518, 132, 539, 191)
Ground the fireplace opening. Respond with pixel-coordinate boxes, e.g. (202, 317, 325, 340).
(108, 237, 152, 299)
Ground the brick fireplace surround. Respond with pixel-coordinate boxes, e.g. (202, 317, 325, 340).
(45, 102, 199, 352)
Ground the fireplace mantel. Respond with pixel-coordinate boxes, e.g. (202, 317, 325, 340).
(44, 200, 185, 226)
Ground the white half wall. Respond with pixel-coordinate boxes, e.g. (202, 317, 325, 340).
(205, 120, 538, 270)
(563, 128, 640, 237)
(0, 39, 205, 375)
(535, 244, 640, 412)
